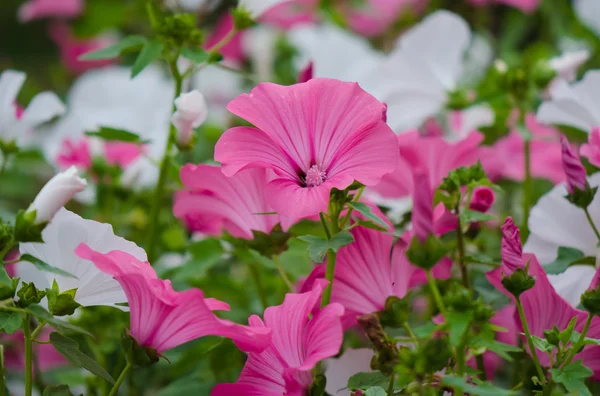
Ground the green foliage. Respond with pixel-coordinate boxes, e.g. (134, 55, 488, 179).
(347, 202, 389, 229)
(545, 247, 594, 275)
(365, 387, 387, 396)
(131, 40, 164, 78)
(347, 371, 389, 391)
(501, 267, 535, 298)
(17, 281, 46, 307)
(405, 234, 448, 270)
(42, 385, 74, 396)
(298, 230, 354, 263)
(0, 311, 22, 334)
(27, 305, 93, 337)
(79, 35, 147, 60)
(442, 376, 517, 395)
(181, 48, 209, 64)
(85, 127, 149, 143)
(46, 281, 81, 317)
(549, 360, 594, 396)
(121, 330, 158, 367)
(14, 210, 45, 243)
(20, 254, 76, 279)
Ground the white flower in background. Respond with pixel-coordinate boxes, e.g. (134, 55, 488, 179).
(370, 10, 473, 132)
(324, 349, 375, 395)
(537, 70, 600, 133)
(166, 0, 210, 12)
(458, 34, 494, 86)
(446, 104, 495, 141)
(172, 90, 208, 147)
(524, 172, 600, 307)
(549, 50, 590, 82)
(120, 156, 159, 191)
(0, 70, 65, 146)
(17, 208, 147, 309)
(242, 26, 280, 81)
(191, 65, 244, 125)
(575, 0, 600, 38)
(27, 166, 87, 224)
(238, 0, 288, 18)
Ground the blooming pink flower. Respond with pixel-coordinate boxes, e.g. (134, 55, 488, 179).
(301, 226, 452, 328)
(75, 244, 271, 353)
(412, 169, 434, 242)
(580, 127, 600, 168)
(215, 78, 398, 222)
(561, 135, 588, 194)
(212, 280, 344, 395)
(174, 164, 289, 238)
(481, 114, 564, 184)
(204, 14, 244, 63)
(371, 131, 483, 199)
(49, 22, 115, 74)
(18, 0, 83, 22)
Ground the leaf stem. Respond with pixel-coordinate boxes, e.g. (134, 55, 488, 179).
(321, 210, 341, 308)
(516, 300, 546, 384)
(562, 313, 593, 367)
(388, 371, 396, 395)
(584, 208, 600, 242)
(248, 262, 268, 309)
(340, 185, 365, 228)
(107, 363, 132, 396)
(30, 320, 46, 341)
(476, 354, 487, 380)
(23, 314, 33, 396)
(272, 254, 294, 292)
(455, 204, 469, 288)
(426, 269, 446, 316)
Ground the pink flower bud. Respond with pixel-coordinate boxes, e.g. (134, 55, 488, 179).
(171, 90, 207, 147)
(27, 166, 87, 224)
(469, 186, 495, 213)
(412, 169, 434, 242)
(501, 217, 522, 273)
(560, 135, 588, 194)
(297, 61, 313, 83)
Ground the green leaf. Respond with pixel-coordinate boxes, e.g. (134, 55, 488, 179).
(530, 335, 555, 353)
(347, 371, 388, 390)
(298, 231, 354, 263)
(549, 360, 593, 396)
(469, 336, 523, 361)
(365, 386, 387, 396)
(181, 48, 209, 64)
(131, 40, 164, 78)
(441, 376, 517, 395)
(19, 254, 76, 279)
(347, 202, 389, 229)
(26, 305, 93, 337)
(545, 247, 594, 275)
(559, 317, 578, 346)
(445, 311, 473, 346)
(43, 385, 74, 396)
(50, 332, 115, 385)
(0, 312, 22, 334)
(85, 127, 148, 143)
(14, 209, 45, 243)
(79, 35, 147, 60)
(460, 209, 495, 224)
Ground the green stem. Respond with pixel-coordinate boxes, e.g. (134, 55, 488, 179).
(319, 212, 331, 239)
(145, 58, 183, 262)
(23, 314, 33, 396)
(403, 322, 418, 344)
(207, 28, 238, 54)
(562, 313, 593, 367)
(584, 208, 600, 242)
(455, 348, 466, 396)
(517, 300, 546, 384)
(426, 269, 446, 316)
(387, 371, 396, 395)
(107, 363, 132, 396)
(30, 320, 46, 341)
(340, 185, 365, 228)
(0, 239, 14, 262)
(321, 212, 341, 308)
(522, 138, 532, 239)
(0, 345, 5, 396)
(455, 205, 469, 288)
(476, 354, 487, 381)
(272, 255, 294, 292)
(248, 262, 268, 309)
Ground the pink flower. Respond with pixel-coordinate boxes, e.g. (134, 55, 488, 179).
(481, 114, 564, 184)
(301, 226, 452, 328)
(49, 22, 115, 74)
(260, 0, 318, 28)
(204, 14, 244, 63)
(75, 244, 271, 353)
(561, 135, 588, 194)
(212, 280, 344, 395)
(18, 0, 83, 22)
(344, 0, 427, 37)
(412, 169, 434, 242)
(469, 186, 495, 213)
(501, 217, 522, 273)
(3, 328, 67, 372)
(370, 131, 483, 199)
(104, 142, 144, 168)
(56, 138, 143, 170)
(215, 78, 398, 222)
(580, 127, 600, 168)
(297, 61, 313, 83)
(174, 165, 289, 238)
(56, 138, 92, 170)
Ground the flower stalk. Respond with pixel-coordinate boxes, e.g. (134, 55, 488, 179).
(108, 363, 133, 396)
(516, 299, 546, 384)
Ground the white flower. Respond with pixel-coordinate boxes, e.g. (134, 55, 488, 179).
(27, 166, 87, 224)
(537, 70, 600, 133)
(171, 90, 208, 146)
(238, 0, 287, 18)
(191, 65, 243, 125)
(369, 11, 473, 132)
(575, 0, 600, 38)
(242, 26, 279, 81)
(324, 349, 375, 395)
(549, 50, 590, 82)
(0, 70, 65, 146)
(17, 208, 147, 309)
(446, 104, 495, 141)
(524, 172, 600, 306)
(120, 156, 159, 191)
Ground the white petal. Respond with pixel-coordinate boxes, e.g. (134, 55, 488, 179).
(324, 349, 375, 395)
(575, 0, 600, 38)
(0, 70, 25, 110)
(547, 266, 598, 307)
(239, 0, 287, 18)
(242, 26, 279, 81)
(20, 92, 65, 128)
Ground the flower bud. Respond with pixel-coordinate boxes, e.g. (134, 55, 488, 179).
(17, 282, 46, 307)
(379, 295, 411, 327)
(412, 169, 434, 242)
(469, 186, 495, 213)
(297, 61, 313, 83)
(121, 329, 160, 367)
(543, 327, 560, 346)
(581, 288, 600, 316)
(26, 166, 87, 225)
(548, 50, 589, 83)
(172, 90, 207, 149)
(561, 135, 588, 195)
(46, 280, 80, 316)
(501, 217, 522, 273)
(501, 267, 535, 299)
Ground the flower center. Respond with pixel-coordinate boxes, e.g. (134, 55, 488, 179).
(305, 165, 326, 187)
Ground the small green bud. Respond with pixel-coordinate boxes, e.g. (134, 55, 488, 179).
(543, 327, 561, 346)
(0, 277, 19, 301)
(566, 186, 598, 209)
(419, 336, 453, 374)
(379, 295, 411, 327)
(501, 268, 535, 298)
(581, 288, 600, 316)
(0, 139, 18, 156)
(473, 299, 495, 323)
(444, 287, 473, 312)
(0, 221, 13, 251)
(309, 374, 327, 396)
(405, 235, 448, 270)
(156, 13, 203, 48)
(231, 8, 256, 31)
(121, 329, 159, 367)
(505, 66, 530, 102)
(532, 60, 557, 90)
(17, 282, 46, 307)
(46, 281, 80, 316)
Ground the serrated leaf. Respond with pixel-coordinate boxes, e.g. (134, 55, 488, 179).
(445, 311, 473, 346)
(181, 47, 209, 64)
(365, 386, 387, 396)
(19, 254, 76, 279)
(85, 127, 148, 143)
(50, 332, 115, 385)
(460, 209, 495, 224)
(545, 247, 592, 275)
(79, 35, 147, 60)
(530, 335, 555, 353)
(43, 384, 74, 396)
(131, 40, 164, 78)
(27, 305, 92, 337)
(298, 231, 354, 263)
(347, 371, 388, 390)
(0, 312, 22, 334)
(442, 376, 517, 395)
(347, 202, 389, 229)
(549, 360, 593, 396)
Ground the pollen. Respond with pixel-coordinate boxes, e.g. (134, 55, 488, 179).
(305, 165, 327, 187)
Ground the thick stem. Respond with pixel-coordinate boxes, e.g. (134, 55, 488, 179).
(522, 138, 532, 239)
(248, 262, 268, 309)
(426, 269, 446, 316)
(562, 313, 594, 367)
(23, 314, 33, 396)
(517, 300, 546, 384)
(584, 208, 600, 242)
(107, 363, 132, 396)
(455, 205, 469, 288)
(272, 255, 294, 292)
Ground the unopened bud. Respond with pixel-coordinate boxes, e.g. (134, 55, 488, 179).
(501, 267, 535, 298)
(172, 90, 207, 149)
